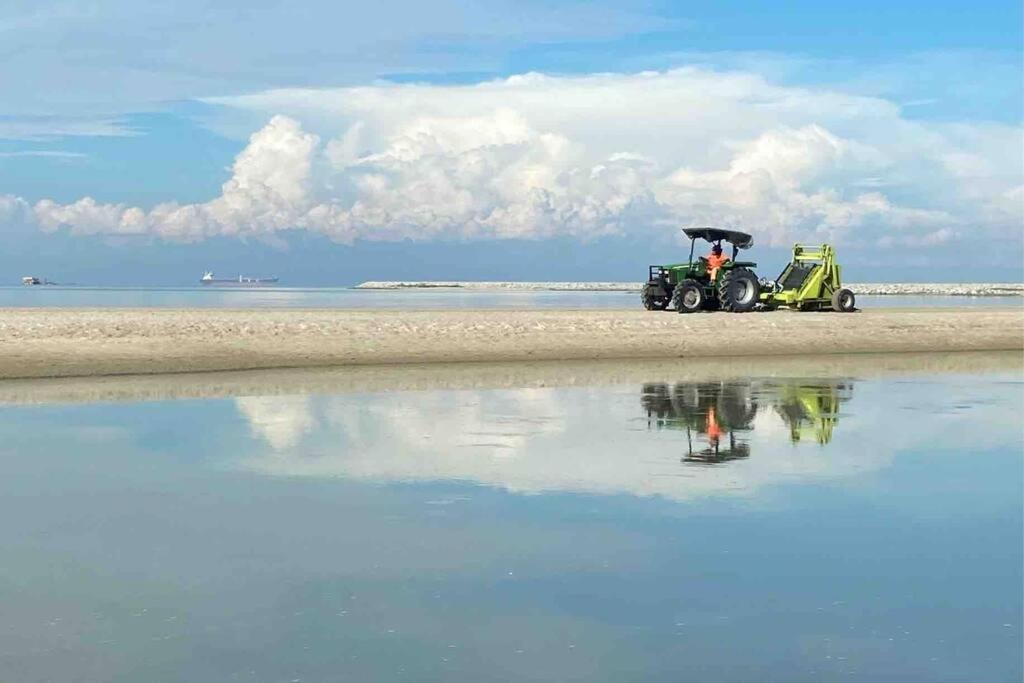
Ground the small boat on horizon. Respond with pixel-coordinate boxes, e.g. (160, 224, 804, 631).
(22, 276, 54, 286)
(200, 271, 279, 286)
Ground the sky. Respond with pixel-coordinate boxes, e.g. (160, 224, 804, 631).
(1, 0, 1022, 285)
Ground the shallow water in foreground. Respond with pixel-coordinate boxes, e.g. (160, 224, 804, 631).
(0, 364, 1020, 681)
(0, 285, 1019, 309)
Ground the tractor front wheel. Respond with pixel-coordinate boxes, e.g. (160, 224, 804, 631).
(672, 280, 703, 313)
(831, 288, 856, 312)
(641, 290, 669, 311)
(718, 268, 760, 313)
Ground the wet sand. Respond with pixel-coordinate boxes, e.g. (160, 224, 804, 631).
(0, 350, 1018, 406)
(0, 307, 1020, 380)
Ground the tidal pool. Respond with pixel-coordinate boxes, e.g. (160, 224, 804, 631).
(0, 359, 1020, 682)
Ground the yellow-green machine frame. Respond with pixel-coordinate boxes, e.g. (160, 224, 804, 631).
(772, 380, 854, 445)
(760, 244, 856, 312)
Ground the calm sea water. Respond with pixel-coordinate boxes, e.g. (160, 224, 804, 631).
(0, 365, 1020, 681)
(0, 286, 1019, 309)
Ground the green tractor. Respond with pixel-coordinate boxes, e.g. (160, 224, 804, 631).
(642, 228, 760, 313)
(642, 227, 857, 313)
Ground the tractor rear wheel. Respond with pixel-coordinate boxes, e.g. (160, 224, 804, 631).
(717, 382, 758, 431)
(671, 280, 703, 313)
(718, 268, 760, 312)
(642, 290, 669, 311)
(831, 288, 856, 312)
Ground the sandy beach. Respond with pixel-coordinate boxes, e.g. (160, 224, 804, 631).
(0, 306, 1020, 379)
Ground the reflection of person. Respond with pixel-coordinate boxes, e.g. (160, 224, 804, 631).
(705, 405, 723, 451)
(707, 243, 728, 282)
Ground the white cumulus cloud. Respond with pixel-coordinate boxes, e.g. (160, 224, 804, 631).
(10, 67, 1024, 248)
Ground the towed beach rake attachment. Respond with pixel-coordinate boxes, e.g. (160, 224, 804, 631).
(759, 244, 856, 312)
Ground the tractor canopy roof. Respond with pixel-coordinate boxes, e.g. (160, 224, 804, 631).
(682, 227, 753, 249)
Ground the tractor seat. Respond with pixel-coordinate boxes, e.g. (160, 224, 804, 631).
(778, 263, 816, 290)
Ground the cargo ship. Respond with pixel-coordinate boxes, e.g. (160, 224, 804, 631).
(200, 271, 279, 286)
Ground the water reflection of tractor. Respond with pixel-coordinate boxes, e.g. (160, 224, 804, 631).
(767, 380, 854, 445)
(641, 381, 757, 463)
(641, 378, 855, 461)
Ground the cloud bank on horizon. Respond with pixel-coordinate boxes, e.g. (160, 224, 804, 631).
(4, 67, 1022, 249)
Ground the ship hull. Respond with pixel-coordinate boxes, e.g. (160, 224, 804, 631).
(200, 279, 279, 286)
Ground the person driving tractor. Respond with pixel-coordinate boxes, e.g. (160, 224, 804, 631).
(706, 242, 728, 282)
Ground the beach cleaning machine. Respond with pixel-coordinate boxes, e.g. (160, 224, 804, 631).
(642, 228, 857, 313)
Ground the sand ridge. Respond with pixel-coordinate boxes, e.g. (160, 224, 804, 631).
(0, 306, 1020, 379)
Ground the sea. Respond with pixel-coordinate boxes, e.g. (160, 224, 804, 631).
(0, 285, 1020, 309)
(0, 354, 1021, 681)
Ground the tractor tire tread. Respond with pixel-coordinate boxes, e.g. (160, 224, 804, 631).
(831, 288, 856, 312)
(642, 289, 669, 311)
(671, 279, 703, 314)
(718, 268, 760, 313)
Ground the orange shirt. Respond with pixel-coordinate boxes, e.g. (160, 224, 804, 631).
(706, 407, 724, 441)
(707, 252, 728, 269)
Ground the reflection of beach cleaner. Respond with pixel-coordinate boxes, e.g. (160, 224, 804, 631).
(774, 381, 853, 445)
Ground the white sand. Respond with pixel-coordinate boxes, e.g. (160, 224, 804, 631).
(0, 307, 1020, 379)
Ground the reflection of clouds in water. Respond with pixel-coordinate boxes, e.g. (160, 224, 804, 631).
(231, 378, 1021, 502)
(235, 395, 315, 451)
(234, 387, 566, 455)
(328, 387, 566, 455)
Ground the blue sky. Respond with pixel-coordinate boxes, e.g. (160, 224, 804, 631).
(1, 0, 1021, 285)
